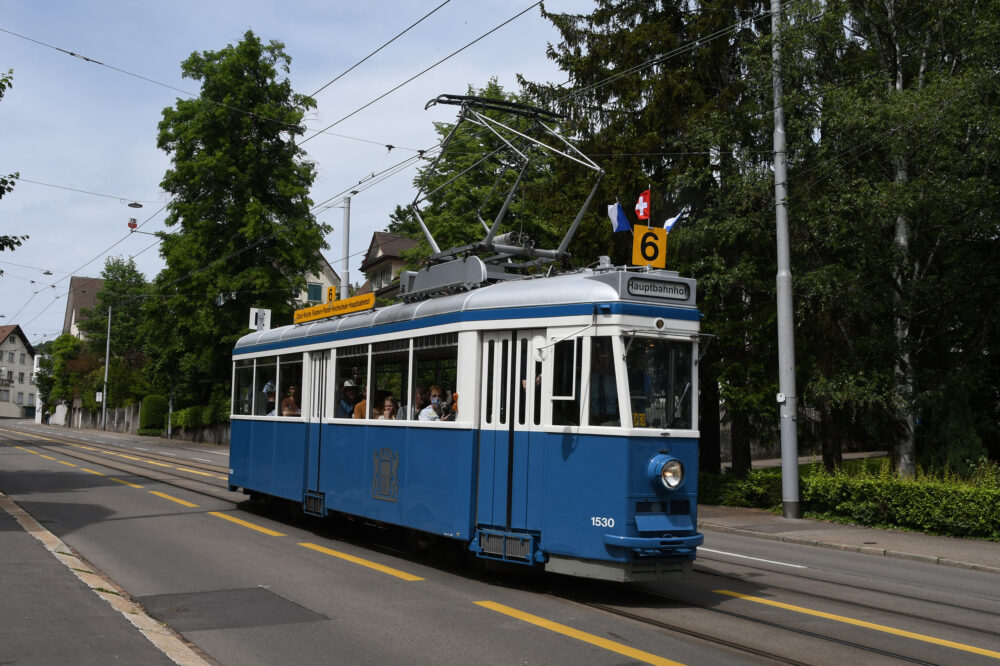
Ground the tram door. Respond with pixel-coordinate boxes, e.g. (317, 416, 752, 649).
(305, 350, 330, 492)
(478, 330, 544, 532)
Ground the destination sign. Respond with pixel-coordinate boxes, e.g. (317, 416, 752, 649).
(627, 278, 690, 301)
(294, 292, 375, 324)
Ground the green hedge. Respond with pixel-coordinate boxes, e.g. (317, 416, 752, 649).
(700, 464, 1000, 541)
(139, 394, 167, 430)
(171, 398, 231, 430)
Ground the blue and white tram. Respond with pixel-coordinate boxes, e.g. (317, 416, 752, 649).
(229, 262, 704, 581)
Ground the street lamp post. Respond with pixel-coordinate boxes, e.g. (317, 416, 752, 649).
(102, 306, 110, 431)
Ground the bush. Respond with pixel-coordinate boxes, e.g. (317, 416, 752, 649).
(139, 394, 167, 430)
(137, 428, 164, 437)
(700, 461, 1000, 541)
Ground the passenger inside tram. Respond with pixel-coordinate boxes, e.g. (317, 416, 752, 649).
(280, 384, 300, 417)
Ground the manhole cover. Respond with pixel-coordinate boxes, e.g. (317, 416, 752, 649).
(138, 587, 326, 632)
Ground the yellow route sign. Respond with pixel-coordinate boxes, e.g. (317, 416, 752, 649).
(294, 292, 375, 324)
(632, 224, 667, 268)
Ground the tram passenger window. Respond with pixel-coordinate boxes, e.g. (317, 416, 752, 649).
(373, 340, 408, 421)
(232, 359, 254, 415)
(625, 338, 693, 429)
(279, 353, 303, 417)
(551, 339, 582, 426)
(254, 356, 277, 416)
(335, 345, 367, 419)
(589, 337, 620, 427)
(413, 333, 458, 421)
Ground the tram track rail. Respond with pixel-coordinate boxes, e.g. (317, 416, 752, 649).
(581, 594, 941, 665)
(0, 425, 239, 503)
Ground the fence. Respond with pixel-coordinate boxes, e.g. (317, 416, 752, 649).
(63, 404, 229, 446)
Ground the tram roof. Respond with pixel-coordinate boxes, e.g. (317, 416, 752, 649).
(234, 267, 699, 354)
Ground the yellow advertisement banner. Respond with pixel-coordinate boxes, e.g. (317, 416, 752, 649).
(294, 292, 375, 324)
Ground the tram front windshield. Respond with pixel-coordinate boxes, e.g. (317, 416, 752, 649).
(625, 337, 693, 429)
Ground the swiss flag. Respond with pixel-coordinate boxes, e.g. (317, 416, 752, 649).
(635, 190, 651, 220)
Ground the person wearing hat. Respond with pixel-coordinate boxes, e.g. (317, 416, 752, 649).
(337, 379, 360, 418)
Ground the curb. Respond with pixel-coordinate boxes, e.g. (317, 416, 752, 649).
(699, 521, 1000, 576)
(0, 491, 214, 666)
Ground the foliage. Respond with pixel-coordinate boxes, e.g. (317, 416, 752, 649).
(1, 69, 27, 273)
(701, 461, 1000, 540)
(77, 257, 148, 365)
(139, 394, 168, 430)
(47, 334, 98, 407)
(148, 30, 328, 403)
(527, 0, 1000, 476)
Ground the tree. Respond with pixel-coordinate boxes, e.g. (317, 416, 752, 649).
(76, 257, 150, 408)
(47, 334, 98, 410)
(148, 31, 329, 404)
(1, 69, 26, 274)
(533, 0, 1000, 477)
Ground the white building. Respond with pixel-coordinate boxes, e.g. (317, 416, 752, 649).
(0, 324, 37, 419)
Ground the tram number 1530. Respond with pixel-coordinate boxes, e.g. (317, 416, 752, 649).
(590, 516, 616, 528)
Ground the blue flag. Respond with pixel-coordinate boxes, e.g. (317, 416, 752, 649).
(664, 207, 688, 232)
(607, 202, 631, 233)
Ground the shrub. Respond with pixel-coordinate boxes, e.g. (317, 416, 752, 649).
(137, 428, 164, 437)
(702, 462, 1000, 541)
(139, 394, 167, 430)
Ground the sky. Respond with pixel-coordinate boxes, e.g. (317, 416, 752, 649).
(0, 0, 595, 347)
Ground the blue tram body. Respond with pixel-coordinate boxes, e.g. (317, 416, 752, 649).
(229, 264, 704, 581)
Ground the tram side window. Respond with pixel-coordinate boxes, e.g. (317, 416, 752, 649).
(254, 356, 277, 416)
(278, 353, 303, 417)
(625, 338, 693, 429)
(412, 333, 458, 421)
(551, 338, 582, 426)
(589, 336, 620, 427)
(335, 345, 368, 418)
(372, 340, 408, 420)
(233, 359, 254, 415)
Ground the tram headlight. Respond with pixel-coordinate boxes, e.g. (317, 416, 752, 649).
(647, 454, 684, 490)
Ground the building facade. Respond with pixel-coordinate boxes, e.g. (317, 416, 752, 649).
(358, 232, 419, 299)
(0, 325, 37, 419)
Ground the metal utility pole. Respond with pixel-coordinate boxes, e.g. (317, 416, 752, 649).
(340, 196, 351, 300)
(772, 0, 800, 518)
(102, 306, 111, 431)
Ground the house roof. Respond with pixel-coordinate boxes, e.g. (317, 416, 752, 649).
(0, 324, 35, 357)
(61, 276, 104, 335)
(359, 232, 419, 272)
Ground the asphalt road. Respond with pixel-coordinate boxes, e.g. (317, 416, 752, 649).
(2, 422, 998, 664)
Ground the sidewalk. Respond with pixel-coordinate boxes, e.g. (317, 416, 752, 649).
(698, 504, 1000, 575)
(0, 491, 209, 665)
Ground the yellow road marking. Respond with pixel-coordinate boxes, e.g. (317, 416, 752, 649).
(150, 491, 198, 507)
(116, 454, 143, 461)
(39, 454, 56, 460)
(81, 468, 105, 476)
(475, 601, 683, 666)
(177, 467, 214, 477)
(144, 460, 173, 468)
(209, 512, 285, 536)
(716, 590, 1000, 659)
(110, 477, 143, 488)
(299, 542, 424, 581)
(57, 460, 78, 467)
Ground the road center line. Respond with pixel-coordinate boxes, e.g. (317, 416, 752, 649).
(715, 590, 1000, 658)
(474, 601, 683, 666)
(298, 542, 424, 581)
(699, 548, 807, 568)
(149, 491, 198, 507)
(208, 511, 285, 536)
